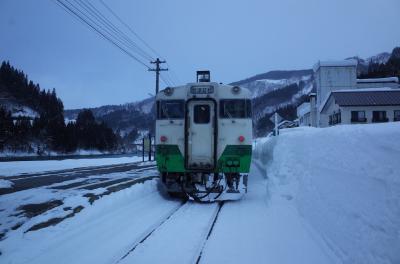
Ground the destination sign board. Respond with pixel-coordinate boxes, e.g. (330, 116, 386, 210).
(190, 85, 214, 94)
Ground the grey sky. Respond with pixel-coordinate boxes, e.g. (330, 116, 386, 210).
(1, 0, 399, 109)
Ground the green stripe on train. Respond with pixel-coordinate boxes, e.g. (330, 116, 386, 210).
(156, 145, 185, 172)
(156, 144, 252, 173)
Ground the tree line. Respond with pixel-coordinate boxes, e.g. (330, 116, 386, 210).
(0, 61, 119, 154)
(359, 47, 400, 79)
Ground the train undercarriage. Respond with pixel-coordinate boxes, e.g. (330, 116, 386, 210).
(161, 172, 248, 203)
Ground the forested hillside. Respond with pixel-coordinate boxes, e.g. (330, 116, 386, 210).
(0, 61, 119, 155)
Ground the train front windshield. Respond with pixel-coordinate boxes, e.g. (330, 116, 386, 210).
(220, 99, 252, 118)
(157, 100, 185, 119)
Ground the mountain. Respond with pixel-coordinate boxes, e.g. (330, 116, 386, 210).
(346, 52, 391, 75)
(63, 48, 398, 138)
(64, 97, 155, 137)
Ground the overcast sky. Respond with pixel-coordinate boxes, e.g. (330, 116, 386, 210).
(1, 0, 399, 109)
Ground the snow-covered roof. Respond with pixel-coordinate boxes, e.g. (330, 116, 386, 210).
(313, 59, 357, 72)
(297, 102, 310, 116)
(320, 88, 400, 112)
(357, 77, 399, 83)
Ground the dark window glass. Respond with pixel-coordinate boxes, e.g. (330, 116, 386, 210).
(220, 99, 252, 118)
(351, 111, 365, 122)
(373, 111, 387, 122)
(394, 110, 400, 121)
(194, 105, 210, 124)
(158, 100, 184, 119)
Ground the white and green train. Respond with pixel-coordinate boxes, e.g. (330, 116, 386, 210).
(155, 71, 252, 202)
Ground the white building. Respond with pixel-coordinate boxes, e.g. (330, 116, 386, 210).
(297, 93, 317, 127)
(313, 60, 358, 127)
(320, 89, 400, 126)
(299, 59, 400, 127)
(357, 77, 399, 89)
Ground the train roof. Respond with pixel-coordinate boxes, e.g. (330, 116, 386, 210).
(156, 82, 251, 100)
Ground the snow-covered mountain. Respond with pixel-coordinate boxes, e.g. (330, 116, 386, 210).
(346, 52, 391, 75)
(63, 49, 396, 137)
(231, 69, 313, 98)
(64, 97, 155, 137)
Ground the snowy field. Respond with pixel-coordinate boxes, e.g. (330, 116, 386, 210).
(0, 122, 399, 264)
(0, 156, 143, 176)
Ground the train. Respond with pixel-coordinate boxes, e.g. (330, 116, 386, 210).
(155, 71, 252, 202)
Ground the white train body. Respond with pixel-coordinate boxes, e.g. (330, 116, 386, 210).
(155, 71, 252, 201)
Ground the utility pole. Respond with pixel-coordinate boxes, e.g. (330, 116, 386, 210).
(149, 58, 168, 94)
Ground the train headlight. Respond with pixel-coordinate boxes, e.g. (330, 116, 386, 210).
(232, 86, 241, 94)
(227, 160, 233, 166)
(238, 135, 245, 142)
(160, 136, 168, 142)
(233, 160, 240, 166)
(164, 87, 174, 96)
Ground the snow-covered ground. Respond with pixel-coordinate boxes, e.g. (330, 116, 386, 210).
(0, 156, 142, 176)
(1, 122, 399, 264)
(253, 122, 400, 264)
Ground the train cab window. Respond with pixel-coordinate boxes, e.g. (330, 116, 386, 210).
(157, 100, 184, 119)
(220, 99, 252, 118)
(194, 105, 210, 124)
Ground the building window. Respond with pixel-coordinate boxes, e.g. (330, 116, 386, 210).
(372, 111, 388, 123)
(394, 110, 400, 122)
(329, 110, 341, 126)
(351, 111, 367, 123)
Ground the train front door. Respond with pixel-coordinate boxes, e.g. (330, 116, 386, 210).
(186, 100, 215, 169)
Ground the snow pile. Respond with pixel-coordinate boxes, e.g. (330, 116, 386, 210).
(254, 123, 400, 264)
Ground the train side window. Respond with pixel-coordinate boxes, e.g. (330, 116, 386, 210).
(194, 105, 210, 124)
(220, 99, 252, 118)
(159, 100, 184, 119)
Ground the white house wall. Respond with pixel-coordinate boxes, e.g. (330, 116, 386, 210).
(315, 65, 357, 126)
(341, 106, 400, 124)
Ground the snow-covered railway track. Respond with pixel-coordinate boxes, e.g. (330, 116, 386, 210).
(118, 201, 224, 264)
(0, 163, 157, 195)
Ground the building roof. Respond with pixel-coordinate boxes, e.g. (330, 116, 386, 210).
(313, 59, 357, 72)
(320, 88, 400, 112)
(357, 77, 399, 83)
(297, 102, 310, 116)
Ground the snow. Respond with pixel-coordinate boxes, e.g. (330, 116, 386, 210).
(357, 77, 399, 83)
(1, 122, 398, 263)
(313, 60, 358, 72)
(200, 161, 336, 264)
(339, 87, 396, 92)
(0, 156, 143, 176)
(0, 179, 14, 188)
(253, 122, 400, 264)
(120, 202, 220, 264)
(297, 102, 311, 116)
(0, 180, 181, 264)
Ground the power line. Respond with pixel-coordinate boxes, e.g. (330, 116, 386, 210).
(53, 0, 151, 69)
(74, 0, 154, 62)
(99, 0, 162, 60)
(98, 0, 181, 85)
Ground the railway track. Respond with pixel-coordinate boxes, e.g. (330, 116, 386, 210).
(117, 200, 224, 264)
(0, 163, 157, 195)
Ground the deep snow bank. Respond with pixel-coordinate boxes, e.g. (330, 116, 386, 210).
(254, 123, 400, 264)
